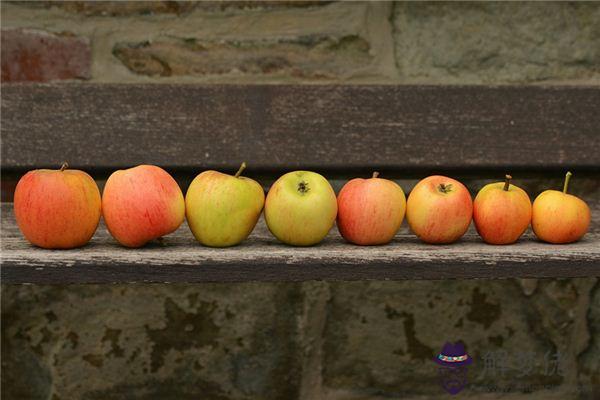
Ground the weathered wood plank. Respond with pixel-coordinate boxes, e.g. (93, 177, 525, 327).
(2, 84, 599, 170)
(2, 204, 599, 284)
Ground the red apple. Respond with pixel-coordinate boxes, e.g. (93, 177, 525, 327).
(14, 163, 101, 249)
(406, 175, 473, 244)
(102, 165, 185, 247)
(337, 172, 406, 245)
(473, 175, 532, 244)
(532, 172, 590, 244)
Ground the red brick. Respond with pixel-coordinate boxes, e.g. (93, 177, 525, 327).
(1, 28, 91, 82)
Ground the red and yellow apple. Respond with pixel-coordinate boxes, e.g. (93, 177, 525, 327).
(336, 172, 406, 245)
(532, 172, 590, 244)
(102, 165, 185, 247)
(265, 171, 337, 246)
(185, 162, 265, 247)
(14, 163, 101, 249)
(406, 175, 473, 244)
(473, 175, 532, 244)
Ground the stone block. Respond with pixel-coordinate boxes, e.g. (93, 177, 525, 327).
(1, 283, 305, 399)
(1, 28, 91, 82)
(393, 2, 600, 83)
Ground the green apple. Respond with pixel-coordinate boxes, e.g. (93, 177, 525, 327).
(185, 162, 265, 247)
(265, 171, 337, 246)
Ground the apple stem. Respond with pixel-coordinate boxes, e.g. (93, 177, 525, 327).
(235, 162, 247, 178)
(563, 171, 572, 194)
(60, 162, 69, 172)
(372, 171, 380, 179)
(503, 174, 512, 191)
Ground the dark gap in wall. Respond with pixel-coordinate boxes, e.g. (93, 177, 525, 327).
(3, 168, 599, 202)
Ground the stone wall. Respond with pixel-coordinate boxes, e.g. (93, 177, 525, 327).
(2, 1, 599, 83)
(1, 1, 599, 399)
(3, 279, 600, 400)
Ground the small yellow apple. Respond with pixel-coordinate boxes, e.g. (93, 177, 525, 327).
(532, 172, 590, 244)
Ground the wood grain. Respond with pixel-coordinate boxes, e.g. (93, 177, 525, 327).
(2, 84, 599, 171)
(2, 204, 599, 284)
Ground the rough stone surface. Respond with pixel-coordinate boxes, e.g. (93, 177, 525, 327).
(14, 1, 331, 16)
(0, 1, 396, 83)
(1, 284, 306, 400)
(1, 28, 91, 82)
(393, 2, 600, 84)
(321, 280, 598, 398)
(112, 35, 373, 79)
(579, 281, 600, 399)
(21, 1, 200, 16)
(2, 1, 599, 83)
(2, 279, 598, 399)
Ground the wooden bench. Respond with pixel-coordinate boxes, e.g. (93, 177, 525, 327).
(1, 83, 599, 284)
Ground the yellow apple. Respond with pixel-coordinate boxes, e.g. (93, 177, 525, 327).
(265, 171, 337, 246)
(185, 162, 265, 247)
(532, 172, 590, 244)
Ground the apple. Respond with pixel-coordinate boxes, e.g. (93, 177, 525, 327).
(265, 170, 337, 246)
(185, 162, 265, 247)
(406, 175, 473, 244)
(336, 172, 406, 245)
(14, 162, 101, 249)
(473, 175, 532, 244)
(102, 165, 185, 247)
(532, 171, 590, 244)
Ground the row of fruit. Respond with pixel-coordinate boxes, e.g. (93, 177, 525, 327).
(13, 163, 590, 249)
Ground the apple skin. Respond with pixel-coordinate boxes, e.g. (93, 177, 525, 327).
(185, 168, 265, 247)
(265, 171, 337, 246)
(406, 175, 473, 244)
(14, 166, 101, 249)
(532, 191, 590, 244)
(336, 174, 406, 245)
(102, 165, 185, 247)
(473, 179, 532, 245)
